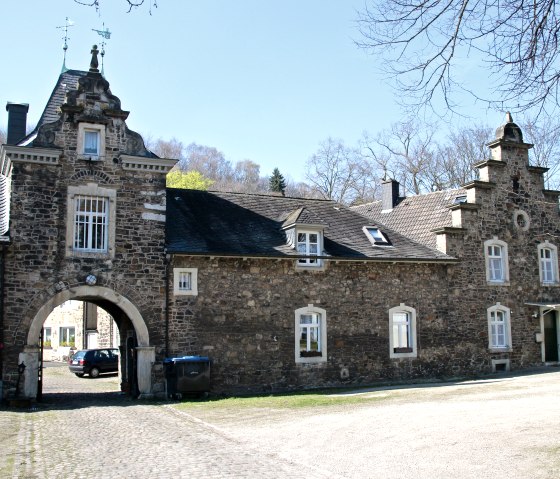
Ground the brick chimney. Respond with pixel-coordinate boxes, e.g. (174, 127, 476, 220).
(381, 178, 401, 212)
(5, 102, 29, 145)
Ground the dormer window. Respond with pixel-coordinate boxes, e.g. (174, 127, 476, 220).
(363, 226, 390, 246)
(282, 207, 325, 269)
(297, 230, 320, 265)
(77, 123, 106, 160)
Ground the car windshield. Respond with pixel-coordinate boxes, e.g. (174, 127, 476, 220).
(73, 351, 87, 359)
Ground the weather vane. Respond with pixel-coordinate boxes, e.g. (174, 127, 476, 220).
(92, 23, 111, 76)
(56, 17, 74, 73)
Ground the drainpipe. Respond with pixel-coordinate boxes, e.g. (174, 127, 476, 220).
(0, 247, 5, 399)
(165, 253, 170, 358)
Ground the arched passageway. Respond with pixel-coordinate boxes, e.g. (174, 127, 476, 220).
(19, 286, 154, 399)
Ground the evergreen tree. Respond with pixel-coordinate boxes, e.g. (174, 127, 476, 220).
(269, 168, 286, 196)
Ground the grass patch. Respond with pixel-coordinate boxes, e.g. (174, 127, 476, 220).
(174, 388, 392, 411)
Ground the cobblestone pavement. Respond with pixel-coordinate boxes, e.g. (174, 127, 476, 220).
(1, 364, 560, 479)
(0, 363, 329, 479)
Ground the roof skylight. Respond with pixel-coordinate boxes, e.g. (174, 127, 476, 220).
(363, 226, 391, 246)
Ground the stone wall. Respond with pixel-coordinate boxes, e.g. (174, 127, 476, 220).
(441, 140, 560, 372)
(168, 256, 486, 395)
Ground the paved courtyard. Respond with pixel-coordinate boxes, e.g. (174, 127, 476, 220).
(1, 363, 559, 478)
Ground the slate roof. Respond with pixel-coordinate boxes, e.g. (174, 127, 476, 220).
(38, 69, 87, 128)
(19, 70, 87, 144)
(166, 189, 455, 262)
(352, 189, 467, 249)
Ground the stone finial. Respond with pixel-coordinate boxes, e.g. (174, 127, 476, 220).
(494, 111, 523, 143)
(90, 45, 99, 73)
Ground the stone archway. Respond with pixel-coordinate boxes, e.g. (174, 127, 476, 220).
(20, 286, 154, 399)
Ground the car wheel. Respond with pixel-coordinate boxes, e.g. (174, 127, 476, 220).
(75, 373, 84, 378)
(89, 367, 100, 378)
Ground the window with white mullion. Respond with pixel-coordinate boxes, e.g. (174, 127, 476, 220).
(178, 271, 192, 291)
(392, 312, 411, 350)
(540, 247, 555, 283)
(297, 231, 319, 265)
(74, 195, 108, 252)
(488, 245, 504, 281)
(389, 304, 417, 358)
(299, 313, 321, 353)
(295, 305, 327, 363)
(490, 310, 507, 348)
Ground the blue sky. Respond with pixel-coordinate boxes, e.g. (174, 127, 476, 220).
(0, 1, 504, 183)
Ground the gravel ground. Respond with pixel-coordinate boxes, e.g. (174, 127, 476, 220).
(177, 369, 560, 479)
(1, 364, 559, 478)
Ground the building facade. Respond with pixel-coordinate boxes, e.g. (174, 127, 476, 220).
(0, 49, 559, 400)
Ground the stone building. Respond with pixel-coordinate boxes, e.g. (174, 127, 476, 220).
(0, 48, 559, 400)
(41, 300, 119, 361)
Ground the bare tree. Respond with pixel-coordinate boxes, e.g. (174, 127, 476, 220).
(522, 117, 560, 189)
(356, 0, 560, 114)
(366, 120, 438, 195)
(305, 138, 368, 204)
(434, 125, 492, 189)
(285, 180, 324, 200)
(184, 143, 234, 185)
(0, 127, 6, 145)
(74, 0, 157, 13)
(144, 136, 185, 159)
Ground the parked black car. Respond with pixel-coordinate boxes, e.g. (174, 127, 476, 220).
(68, 348, 119, 378)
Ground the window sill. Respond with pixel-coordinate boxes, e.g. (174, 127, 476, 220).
(295, 261, 326, 272)
(486, 281, 510, 286)
(489, 347, 512, 353)
(67, 248, 112, 260)
(390, 350, 417, 359)
(300, 351, 322, 358)
(295, 354, 327, 364)
(393, 347, 413, 354)
(77, 154, 105, 162)
(541, 282, 560, 287)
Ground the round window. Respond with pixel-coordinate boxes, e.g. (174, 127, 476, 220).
(513, 210, 530, 231)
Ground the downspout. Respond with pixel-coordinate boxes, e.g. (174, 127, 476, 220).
(0, 247, 5, 396)
(165, 253, 170, 358)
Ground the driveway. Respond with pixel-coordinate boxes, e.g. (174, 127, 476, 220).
(1, 364, 559, 478)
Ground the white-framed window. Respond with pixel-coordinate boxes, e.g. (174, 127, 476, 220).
(295, 305, 327, 363)
(487, 303, 512, 351)
(77, 123, 106, 160)
(297, 230, 321, 266)
(74, 195, 109, 252)
(484, 238, 509, 284)
(538, 242, 559, 285)
(43, 327, 52, 348)
(66, 184, 116, 258)
(173, 268, 198, 296)
(389, 304, 417, 358)
(59, 326, 76, 347)
(84, 130, 100, 155)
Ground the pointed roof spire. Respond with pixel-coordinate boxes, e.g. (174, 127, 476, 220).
(56, 17, 74, 73)
(506, 111, 513, 123)
(89, 44, 100, 73)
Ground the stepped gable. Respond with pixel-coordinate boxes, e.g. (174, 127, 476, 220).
(166, 189, 455, 262)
